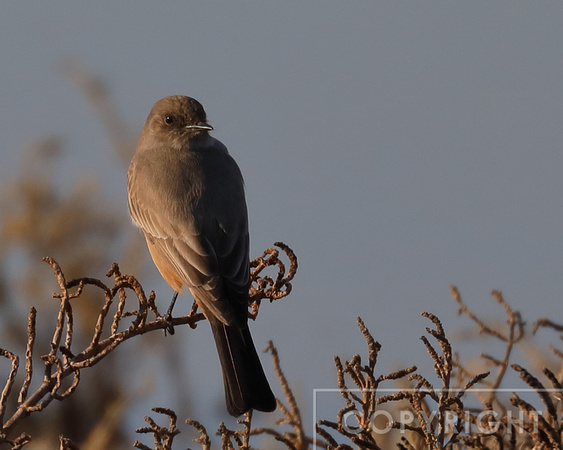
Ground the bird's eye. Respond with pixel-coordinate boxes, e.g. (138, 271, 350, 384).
(164, 115, 175, 125)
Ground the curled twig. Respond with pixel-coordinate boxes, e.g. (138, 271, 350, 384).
(249, 243, 297, 319)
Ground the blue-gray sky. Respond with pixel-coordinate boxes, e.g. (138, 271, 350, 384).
(1, 1, 562, 445)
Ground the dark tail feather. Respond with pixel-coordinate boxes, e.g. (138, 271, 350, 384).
(210, 321, 276, 416)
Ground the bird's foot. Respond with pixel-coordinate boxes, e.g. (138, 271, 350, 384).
(163, 312, 175, 335)
(163, 291, 179, 335)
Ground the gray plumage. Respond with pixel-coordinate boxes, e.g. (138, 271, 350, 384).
(127, 95, 276, 416)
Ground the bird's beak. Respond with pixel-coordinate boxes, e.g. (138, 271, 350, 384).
(185, 122, 213, 131)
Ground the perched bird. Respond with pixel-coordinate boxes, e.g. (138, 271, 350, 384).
(127, 95, 276, 416)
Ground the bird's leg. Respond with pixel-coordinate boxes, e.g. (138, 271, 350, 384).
(164, 291, 179, 335)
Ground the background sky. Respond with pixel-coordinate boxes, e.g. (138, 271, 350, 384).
(1, 1, 562, 447)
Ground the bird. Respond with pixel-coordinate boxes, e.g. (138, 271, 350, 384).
(127, 95, 276, 416)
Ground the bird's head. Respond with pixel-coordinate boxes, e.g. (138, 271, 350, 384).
(140, 95, 213, 149)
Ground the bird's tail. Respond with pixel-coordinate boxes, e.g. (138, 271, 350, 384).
(210, 320, 276, 416)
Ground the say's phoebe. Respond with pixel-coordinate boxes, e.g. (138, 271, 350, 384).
(127, 95, 276, 416)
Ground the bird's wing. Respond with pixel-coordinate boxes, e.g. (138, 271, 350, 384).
(127, 154, 249, 326)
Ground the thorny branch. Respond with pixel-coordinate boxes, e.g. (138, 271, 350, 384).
(317, 317, 418, 450)
(134, 339, 320, 450)
(1, 240, 561, 449)
(533, 316, 563, 365)
(451, 286, 525, 408)
(0, 242, 296, 447)
(133, 407, 179, 450)
(134, 288, 561, 450)
(316, 290, 562, 450)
